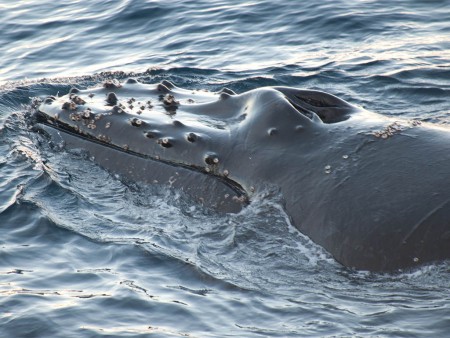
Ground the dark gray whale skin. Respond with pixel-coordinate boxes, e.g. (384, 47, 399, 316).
(34, 78, 450, 272)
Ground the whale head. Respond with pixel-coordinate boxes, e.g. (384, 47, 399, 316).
(33, 79, 450, 272)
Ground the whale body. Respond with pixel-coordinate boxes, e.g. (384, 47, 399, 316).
(34, 78, 450, 272)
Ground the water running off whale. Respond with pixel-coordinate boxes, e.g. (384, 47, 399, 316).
(32, 78, 450, 272)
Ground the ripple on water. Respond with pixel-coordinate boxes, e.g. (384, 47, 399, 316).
(1, 0, 450, 335)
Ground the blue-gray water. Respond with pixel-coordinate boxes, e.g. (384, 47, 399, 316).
(1, 1, 449, 337)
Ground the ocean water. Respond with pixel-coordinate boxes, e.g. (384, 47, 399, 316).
(1, 0, 450, 337)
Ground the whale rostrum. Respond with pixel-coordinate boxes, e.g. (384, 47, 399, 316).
(34, 78, 450, 272)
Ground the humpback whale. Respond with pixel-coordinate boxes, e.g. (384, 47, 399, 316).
(33, 78, 450, 272)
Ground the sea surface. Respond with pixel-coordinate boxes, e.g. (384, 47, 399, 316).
(1, 0, 449, 337)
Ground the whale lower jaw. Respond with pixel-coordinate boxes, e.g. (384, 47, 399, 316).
(34, 115, 248, 214)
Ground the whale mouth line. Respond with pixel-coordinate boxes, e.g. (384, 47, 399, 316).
(33, 110, 247, 197)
